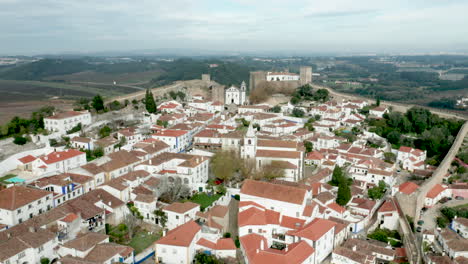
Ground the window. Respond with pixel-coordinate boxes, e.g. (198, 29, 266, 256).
(172, 249, 177, 254)
(18, 252, 26, 259)
(30, 213, 33, 219)
(38, 200, 42, 204)
(46, 196, 49, 201)
(17, 209, 21, 214)
(175, 215, 179, 220)
(248, 229, 252, 233)
(28, 204, 32, 209)
(38, 246, 44, 252)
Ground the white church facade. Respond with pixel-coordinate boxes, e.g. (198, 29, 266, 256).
(225, 81, 247, 105)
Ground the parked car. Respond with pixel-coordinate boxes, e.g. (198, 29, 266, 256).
(455, 196, 465, 200)
(416, 226, 422, 232)
(418, 220, 424, 225)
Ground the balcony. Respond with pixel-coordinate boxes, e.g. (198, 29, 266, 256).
(272, 233, 285, 241)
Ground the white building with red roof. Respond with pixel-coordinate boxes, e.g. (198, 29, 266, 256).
(44, 110, 91, 134)
(425, 184, 451, 207)
(18, 149, 86, 176)
(225, 81, 246, 105)
(0, 186, 54, 227)
(163, 202, 200, 230)
(377, 199, 399, 230)
(369, 106, 389, 118)
(154, 221, 200, 264)
(158, 100, 183, 113)
(397, 146, 427, 172)
(152, 129, 190, 153)
(392, 181, 419, 196)
(195, 238, 237, 259)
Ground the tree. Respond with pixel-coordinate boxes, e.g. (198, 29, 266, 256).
(292, 108, 305, 117)
(154, 209, 168, 228)
(194, 252, 222, 264)
(40, 258, 50, 264)
(383, 152, 396, 164)
(239, 158, 256, 180)
(159, 177, 191, 203)
(13, 136, 28, 145)
(331, 165, 344, 186)
(92, 94, 105, 112)
(304, 141, 313, 153)
(336, 183, 351, 206)
(368, 181, 386, 200)
(376, 97, 381, 106)
(145, 89, 157, 113)
(211, 151, 239, 182)
(109, 100, 122, 111)
(99, 125, 112, 138)
(271, 105, 281, 113)
(122, 213, 139, 239)
(259, 161, 285, 180)
(387, 130, 401, 145)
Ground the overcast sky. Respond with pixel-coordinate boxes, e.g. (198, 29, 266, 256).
(1, 0, 467, 55)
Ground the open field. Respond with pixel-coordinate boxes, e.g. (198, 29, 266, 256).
(45, 70, 163, 85)
(0, 79, 144, 124)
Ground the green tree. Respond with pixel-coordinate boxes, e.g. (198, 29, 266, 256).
(145, 89, 157, 113)
(271, 105, 281, 113)
(331, 165, 344, 186)
(292, 108, 305, 117)
(92, 94, 105, 112)
(387, 130, 401, 145)
(194, 252, 222, 264)
(336, 183, 351, 206)
(154, 209, 168, 228)
(13, 136, 28, 145)
(210, 151, 239, 182)
(99, 126, 112, 138)
(304, 141, 313, 153)
(40, 258, 50, 264)
(376, 97, 381, 106)
(384, 152, 396, 164)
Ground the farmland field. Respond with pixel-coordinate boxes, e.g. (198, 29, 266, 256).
(0, 79, 144, 124)
(45, 70, 163, 85)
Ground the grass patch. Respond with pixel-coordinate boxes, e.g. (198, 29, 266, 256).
(452, 203, 468, 210)
(190, 192, 222, 211)
(128, 231, 160, 254)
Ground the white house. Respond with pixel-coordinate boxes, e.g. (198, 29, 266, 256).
(163, 202, 200, 230)
(152, 129, 190, 153)
(377, 199, 399, 230)
(396, 146, 426, 172)
(0, 229, 58, 264)
(451, 217, 468, 239)
(44, 110, 91, 134)
(71, 136, 94, 151)
(240, 179, 308, 219)
(18, 149, 87, 176)
(155, 221, 202, 264)
(0, 186, 54, 228)
(369, 107, 389, 118)
(134, 194, 158, 224)
(425, 184, 451, 208)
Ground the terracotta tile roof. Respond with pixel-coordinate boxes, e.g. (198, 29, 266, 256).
(18, 154, 37, 163)
(60, 213, 79, 223)
(315, 192, 335, 204)
(94, 136, 118, 148)
(71, 136, 92, 143)
(84, 243, 133, 262)
(0, 229, 56, 262)
(208, 205, 229, 218)
(378, 200, 397, 213)
(426, 184, 446, 199)
(240, 179, 307, 205)
(40, 149, 84, 164)
(153, 129, 188, 137)
(289, 218, 336, 241)
(0, 186, 52, 210)
(197, 238, 236, 250)
(256, 149, 301, 159)
(135, 194, 156, 204)
(238, 207, 280, 227)
(163, 202, 199, 214)
(328, 202, 346, 213)
(239, 201, 266, 209)
(257, 139, 298, 149)
(156, 221, 201, 247)
(46, 111, 88, 120)
(333, 246, 375, 264)
(399, 182, 419, 195)
(246, 239, 315, 264)
(195, 129, 219, 138)
(280, 216, 305, 229)
(62, 232, 109, 251)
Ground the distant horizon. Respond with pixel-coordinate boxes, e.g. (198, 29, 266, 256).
(1, 0, 468, 56)
(2, 48, 468, 58)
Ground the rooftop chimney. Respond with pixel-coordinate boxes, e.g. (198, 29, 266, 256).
(260, 240, 264, 251)
(28, 226, 36, 233)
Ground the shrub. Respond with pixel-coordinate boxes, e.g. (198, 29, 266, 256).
(13, 136, 28, 145)
(234, 194, 240, 201)
(223, 232, 231, 238)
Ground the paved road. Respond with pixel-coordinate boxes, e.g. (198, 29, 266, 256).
(420, 200, 468, 231)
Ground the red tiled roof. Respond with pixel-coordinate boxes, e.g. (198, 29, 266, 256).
(18, 155, 36, 163)
(241, 180, 307, 205)
(163, 202, 199, 214)
(0, 186, 51, 210)
(46, 111, 88, 120)
(156, 221, 201, 247)
(378, 200, 397, 213)
(289, 218, 336, 241)
(399, 182, 419, 195)
(153, 129, 188, 137)
(328, 202, 346, 213)
(61, 213, 79, 223)
(256, 149, 301, 159)
(40, 149, 84, 164)
(426, 184, 446, 199)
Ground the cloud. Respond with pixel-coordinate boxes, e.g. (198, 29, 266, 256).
(0, 0, 467, 54)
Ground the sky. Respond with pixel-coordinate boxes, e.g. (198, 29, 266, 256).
(1, 0, 468, 55)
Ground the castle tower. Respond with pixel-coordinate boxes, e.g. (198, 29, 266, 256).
(241, 124, 257, 159)
(300, 66, 312, 86)
(240, 81, 246, 105)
